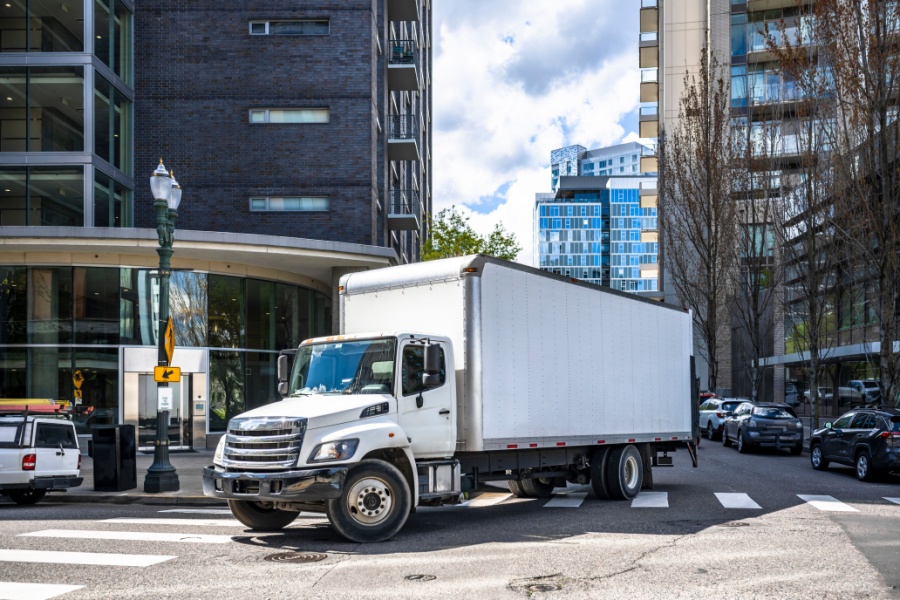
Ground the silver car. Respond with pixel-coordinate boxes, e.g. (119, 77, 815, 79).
(698, 398, 745, 440)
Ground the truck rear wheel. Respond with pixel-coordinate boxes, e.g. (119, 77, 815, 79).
(605, 445, 643, 500)
(326, 459, 411, 543)
(9, 489, 46, 505)
(228, 500, 299, 531)
(590, 447, 611, 499)
(507, 480, 529, 497)
(520, 476, 554, 498)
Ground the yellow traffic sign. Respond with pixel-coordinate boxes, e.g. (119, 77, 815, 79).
(154, 366, 181, 383)
(164, 317, 175, 365)
(72, 369, 84, 390)
(73, 390, 83, 398)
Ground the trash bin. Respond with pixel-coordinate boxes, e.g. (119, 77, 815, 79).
(92, 424, 136, 491)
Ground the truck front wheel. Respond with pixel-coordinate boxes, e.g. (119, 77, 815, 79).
(605, 445, 643, 500)
(326, 459, 411, 543)
(228, 499, 298, 531)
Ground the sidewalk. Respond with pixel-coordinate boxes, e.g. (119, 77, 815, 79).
(43, 449, 226, 506)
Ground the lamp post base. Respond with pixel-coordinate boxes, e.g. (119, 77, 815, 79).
(143, 409, 180, 493)
(144, 468, 180, 493)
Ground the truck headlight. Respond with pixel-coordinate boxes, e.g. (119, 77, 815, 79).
(214, 436, 226, 465)
(308, 439, 359, 463)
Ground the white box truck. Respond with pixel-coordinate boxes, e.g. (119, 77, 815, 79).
(203, 256, 697, 542)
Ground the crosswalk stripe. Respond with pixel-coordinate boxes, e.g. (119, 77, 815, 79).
(461, 492, 511, 508)
(797, 494, 858, 512)
(0, 582, 83, 600)
(21, 529, 233, 544)
(885, 497, 900, 506)
(715, 493, 762, 509)
(631, 492, 668, 508)
(544, 492, 587, 508)
(158, 509, 233, 515)
(0, 549, 174, 567)
(104, 518, 242, 527)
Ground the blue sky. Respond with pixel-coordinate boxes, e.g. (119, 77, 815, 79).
(432, 0, 643, 263)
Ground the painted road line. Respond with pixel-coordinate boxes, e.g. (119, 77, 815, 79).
(715, 493, 762, 509)
(884, 498, 900, 506)
(158, 509, 233, 515)
(797, 495, 858, 512)
(0, 582, 83, 600)
(0, 549, 174, 567)
(544, 493, 588, 508)
(21, 529, 233, 544)
(104, 518, 243, 527)
(462, 492, 512, 508)
(631, 492, 668, 508)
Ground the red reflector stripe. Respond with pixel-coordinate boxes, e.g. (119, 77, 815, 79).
(556, 442, 566, 446)
(529, 443, 538, 448)
(655, 438, 662, 441)
(507, 444, 518, 449)
(628, 439, 635, 443)
(671, 437, 678, 440)
(597, 440, 605, 444)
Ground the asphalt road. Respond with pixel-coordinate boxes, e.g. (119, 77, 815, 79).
(1, 441, 898, 599)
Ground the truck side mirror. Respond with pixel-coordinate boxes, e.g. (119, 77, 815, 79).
(277, 355, 289, 397)
(422, 343, 442, 389)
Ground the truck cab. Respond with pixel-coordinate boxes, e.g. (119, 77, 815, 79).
(0, 407, 83, 504)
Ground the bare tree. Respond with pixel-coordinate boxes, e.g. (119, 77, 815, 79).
(660, 48, 740, 392)
(813, 0, 900, 406)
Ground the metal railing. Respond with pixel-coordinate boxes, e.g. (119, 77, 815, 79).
(389, 188, 421, 215)
(389, 39, 417, 64)
(641, 0, 657, 8)
(640, 32, 658, 43)
(389, 114, 419, 139)
(640, 68, 658, 83)
(639, 105, 658, 116)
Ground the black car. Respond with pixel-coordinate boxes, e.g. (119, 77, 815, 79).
(809, 408, 900, 481)
(722, 402, 804, 455)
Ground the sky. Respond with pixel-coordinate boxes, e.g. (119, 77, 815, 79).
(432, 0, 642, 264)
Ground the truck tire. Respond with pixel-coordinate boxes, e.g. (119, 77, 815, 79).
(520, 476, 554, 498)
(604, 445, 643, 500)
(507, 480, 529, 497)
(590, 447, 611, 499)
(326, 459, 411, 543)
(8, 489, 46, 505)
(229, 499, 299, 531)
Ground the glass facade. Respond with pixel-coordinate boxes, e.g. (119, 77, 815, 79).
(535, 185, 659, 293)
(0, 264, 331, 435)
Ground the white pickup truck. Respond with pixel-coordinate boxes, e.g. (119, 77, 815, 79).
(203, 256, 697, 542)
(0, 406, 83, 504)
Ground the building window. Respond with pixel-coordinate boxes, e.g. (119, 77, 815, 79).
(249, 108, 329, 124)
(249, 197, 329, 211)
(0, 1, 85, 52)
(0, 66, 85, 152)
(249, 20, 329, 36)
(95, 0, 133, 84)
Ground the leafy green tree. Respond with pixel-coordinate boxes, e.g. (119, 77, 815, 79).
(422, 206, 521, 261)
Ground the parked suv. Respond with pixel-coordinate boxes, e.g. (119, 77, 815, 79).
(847, 380, 881, 403)
(722, 402, 804, 454)
(699, 398, 745, 440)
(0, 407, 83, 504)
(809, 408, 900, 481)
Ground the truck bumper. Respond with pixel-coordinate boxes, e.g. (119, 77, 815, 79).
(0, 476, 83, 493)
(202, 466, 347, 502)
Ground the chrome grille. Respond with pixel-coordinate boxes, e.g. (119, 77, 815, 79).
(223, 417, 307, 470)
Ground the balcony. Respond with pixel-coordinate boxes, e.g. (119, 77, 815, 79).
(640, 264, 660, 278)
(388, 114, 420, 161)
(388, 189, 421, 230)
(388, 0, 420, 21)
(639, 32, 658, 68)
(640, 1, 658, 33)
(640, 68, 658, 103)
(640, 230, 659, 243)
(388, 39, 419, 91)
(639, 104, 658, 138)
(640, 144, 658, 173)
(747, 0, 800, 10)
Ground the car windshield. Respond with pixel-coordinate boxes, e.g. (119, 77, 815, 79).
(752, 407, 795, 419)
(721, 402, 742, 412)
(288, 338, 397, 396)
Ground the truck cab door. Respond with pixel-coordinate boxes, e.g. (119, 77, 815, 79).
(397, 341, 455, 458)
(33, 422, 79, 478)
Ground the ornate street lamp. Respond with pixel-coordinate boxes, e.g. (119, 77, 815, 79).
(144, 159, 182, 493)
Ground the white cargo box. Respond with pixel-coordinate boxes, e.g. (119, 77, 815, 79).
(340, 256, 694, 451)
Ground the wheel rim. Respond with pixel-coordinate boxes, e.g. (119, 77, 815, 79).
(811, 447, 821, 467)
(623, 455, 640, 490)
(737, 432, 743, 451)
(707, 424, 713, 439)
(857, 455, 868, 478)
(346, 476, 393, 526)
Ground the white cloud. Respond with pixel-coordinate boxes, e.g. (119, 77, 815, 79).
(433, 0, 641, 264)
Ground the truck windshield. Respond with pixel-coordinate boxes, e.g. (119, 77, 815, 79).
(288, 339, 397, 396)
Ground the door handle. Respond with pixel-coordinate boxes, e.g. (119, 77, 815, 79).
(56, 442, 65, 456)
(439, 409, 450, 415)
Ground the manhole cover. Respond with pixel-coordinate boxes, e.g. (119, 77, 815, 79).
(528, 584, 560, 592)
(405, 574, 437, 581)
(720, 521, 750, 528)
(264, 552, 328, 563)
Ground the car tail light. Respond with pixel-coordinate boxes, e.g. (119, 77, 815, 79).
(878, 432, 900, 439)
(22, 454, 36, 471)
(715, 412, 724, 418)
(78, 454, 82, 469)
